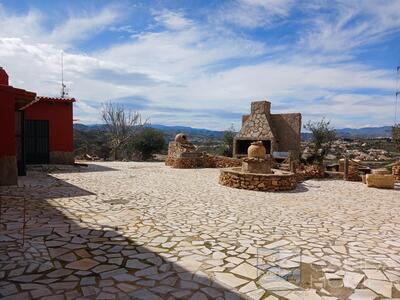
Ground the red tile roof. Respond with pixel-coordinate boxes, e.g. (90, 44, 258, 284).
(19, 96, 76, 110)
(36, 96, 76, 103)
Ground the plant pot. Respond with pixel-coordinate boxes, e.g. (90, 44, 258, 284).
(248, 141, 266, 158)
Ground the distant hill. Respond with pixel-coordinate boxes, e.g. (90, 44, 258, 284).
(302, 126, 392, 140)
(73, 123, 224, 142)
(335, 126, 393, 138)
(74, 123, 106, 132)
(74, 124, 393, 141)
(149, 124, 224, 141)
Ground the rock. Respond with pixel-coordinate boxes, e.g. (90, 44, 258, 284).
(66, 258, 99, 270)
(214, 273, 248, 288)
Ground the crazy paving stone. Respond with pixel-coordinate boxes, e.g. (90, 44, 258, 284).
(65, 258, 99, 270)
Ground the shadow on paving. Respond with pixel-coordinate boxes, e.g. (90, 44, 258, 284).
(0, 171, 246, 299)
(0, 175, 95, 200)
(27, 163, 118, 174)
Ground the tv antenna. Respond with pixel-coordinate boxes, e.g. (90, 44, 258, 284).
(60, 51, 69, 98)
(396, 65, 399, 125)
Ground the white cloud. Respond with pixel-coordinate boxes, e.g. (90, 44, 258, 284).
(97, 10, 267, 83)
(301, 93, 396, 128)
(139, 59, 394, 112)
(74, 101, 102, 123)
(241, 0, 293, 14)
(0, 2, 397, 129)
(0, 5, 43, 40)
(213, 0, 294, 29)
(153, 10, 193, 30)
(300, 0, 400, 54)
(49, 6, 121, 47)
(0, 4, 123, 48)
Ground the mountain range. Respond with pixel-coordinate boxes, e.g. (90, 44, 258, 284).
(74, 124, 394, 140)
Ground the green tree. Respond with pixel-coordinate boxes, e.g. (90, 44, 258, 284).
(220, 124, 236, 157)
(304, 118, 336, 164)
(393, 124, 400, 152)
(130, 128, 166, 161)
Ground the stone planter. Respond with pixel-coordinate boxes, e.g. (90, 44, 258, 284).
(366, 174, 395, 189)
(219, 167, 297, 191)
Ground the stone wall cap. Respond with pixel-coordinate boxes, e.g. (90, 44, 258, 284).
(220, 167, 294, 177)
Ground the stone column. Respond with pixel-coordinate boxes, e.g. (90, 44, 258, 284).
(343, 157, 349, 181)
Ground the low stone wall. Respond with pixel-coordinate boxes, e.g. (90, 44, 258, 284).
(205, 156, 242, 168)
(165, 155, 241, 169)
(393, 165, 400, 181)
(347, 164, 362, 181)
(219, 167, 297, 191)
(295, 164, 325, 182)
(165, 157, 203, 168)
(167, 141, 196, 157)
(339, 159, 361, 172)
(166, 139, 241, 169)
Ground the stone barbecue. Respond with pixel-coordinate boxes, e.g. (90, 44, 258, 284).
(234, 100, 302, 158)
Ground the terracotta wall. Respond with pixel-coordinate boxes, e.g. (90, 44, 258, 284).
(0, 88, 17, 185)
(25, 101, 74, 153)
(0, 89, 16, 157)
(0, 68, 9, 85)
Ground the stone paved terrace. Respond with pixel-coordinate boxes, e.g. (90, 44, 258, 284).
(0, 162, 399, 300)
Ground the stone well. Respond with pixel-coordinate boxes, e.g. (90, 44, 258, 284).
(219, 141, 297, 191)
(219, 167, 297, 191)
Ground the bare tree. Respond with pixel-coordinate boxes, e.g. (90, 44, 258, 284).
(101, 102, 146, 160)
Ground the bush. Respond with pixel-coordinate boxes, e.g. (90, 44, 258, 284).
(74, 129, 111, 160)
(129, 128, 166, 160)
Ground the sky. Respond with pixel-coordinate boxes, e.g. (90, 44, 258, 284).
(0, 0, 399, 130)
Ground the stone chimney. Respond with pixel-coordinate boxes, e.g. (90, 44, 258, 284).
(251, 100, 271, 115)
(0, 67, 9, 85)
(236, 100, 276, 141)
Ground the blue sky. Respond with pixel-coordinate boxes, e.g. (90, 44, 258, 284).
(0, 0, 399, 130)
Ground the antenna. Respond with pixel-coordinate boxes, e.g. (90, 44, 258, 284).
(60, 51, 68, 98)
(396, 65, 399, 125)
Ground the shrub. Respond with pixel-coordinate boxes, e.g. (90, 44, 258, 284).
(129, 128, 166, 160)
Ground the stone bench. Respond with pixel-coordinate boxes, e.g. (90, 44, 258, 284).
(366, 174, 395, 189)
